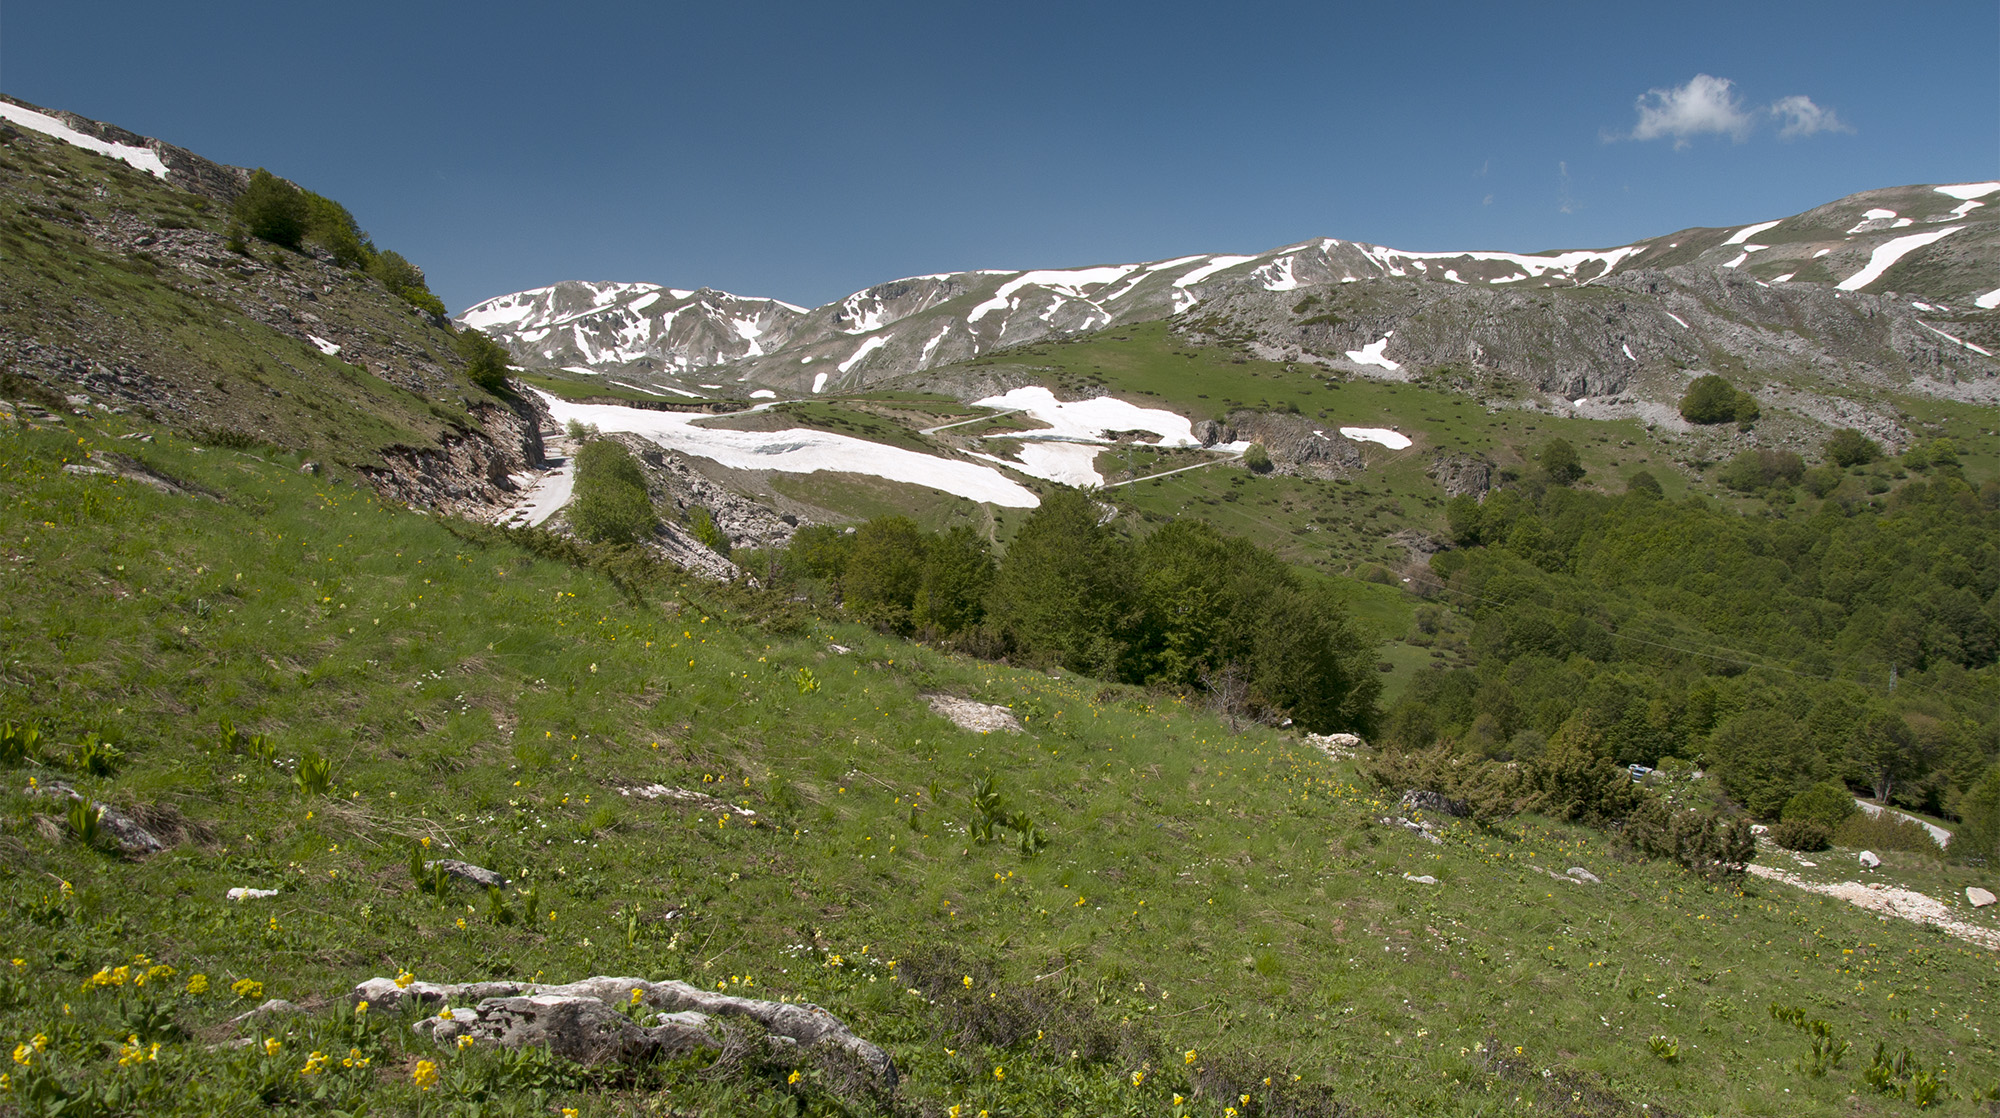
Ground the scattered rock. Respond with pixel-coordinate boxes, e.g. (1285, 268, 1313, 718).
(28, 780, 164, 855)
(619, 784, 756, 816)
(425, 859, 508, 888)
(1750, 865, 2000, 951)
(925, 694, 1022, 734)
(1969, 887, 1996, 909)
(354, 975, 895, 1086)
(828, 643, 852, 655)
(226, 887, 279, 900)
(1750, 824, 1770, 836)
(1399, 789, 1469, 819)
(1402, 873, 1438, 885)
(1379, 816, 1444, 845)
(228, 998, 301, 1026)
(1304, 731, 1364, 760)
(1859, 850, 1882, 869)
(1566, 867, 1601, 884)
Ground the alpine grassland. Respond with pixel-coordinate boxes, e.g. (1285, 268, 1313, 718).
(4, 395, 2000, 1117)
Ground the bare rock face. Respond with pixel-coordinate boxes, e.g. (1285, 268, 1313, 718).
(1223, 410, 1364, 478)
(1967, 886, 1996, 908)
(352, 976, 895, 1086)
(1427, 452, 1493, 498)
(925, 694, 1023, 734)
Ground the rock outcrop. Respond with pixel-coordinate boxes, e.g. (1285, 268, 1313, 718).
(925, 695, 1023, 734)
(351, 976, 895, 1086)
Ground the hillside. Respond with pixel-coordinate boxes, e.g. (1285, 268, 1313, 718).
(5, 94, 2000, 1118)
(6, 400, 2000, 1117)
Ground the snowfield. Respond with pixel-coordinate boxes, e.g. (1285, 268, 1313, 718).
(0, 100, 169, 178)
(964, 386, 1207, 488)
(1836, 226, 1963, 291)
(1339, 427, 1412, 450)
(528, 390, 1038, 508)
(1345, 335, 1401, 371)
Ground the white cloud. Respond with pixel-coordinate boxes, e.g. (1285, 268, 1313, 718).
(1631, 74, 1754, 148)
(1770, 94, 1852, 139)
(1624, 75, 1853, 148)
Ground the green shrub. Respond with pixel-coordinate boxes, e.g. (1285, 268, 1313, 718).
(1717, 448, 1805, 492)
(1823, 428, 1882, 467)
(1242, 443, 1272, 473)
(232, 169, 307, 249)
(1621, 798, 1755, 880)
(568, 439, 656, 545)
(453, 328, 515, 394)
(1626, 471, 1663, 496)
(1832, 810, 1940, 854)
(1770, 819, 1831, 851)
(1538, 438, 1584, 485)
(1680, 375, 1758, 426)
(1782, 781, 1857, 829)
(1365, 742, 1533, 826)
(1801, 465, 1842, 497)
(1526, 716, 1640, 826)
(688, 507, 730, 556)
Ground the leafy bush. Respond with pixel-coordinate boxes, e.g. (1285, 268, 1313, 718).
(232, 169, 308, 249)
(1782, 781, 1857, 829)
(688, 507, 729, 556)
(1242, 443, 1272, 473)
(1538, 438, 1584, 485)
(1823, 427, 1882, 467)
(1800, 465, 1842, 497)
(453, 328, 515, 394)
(1717, 448, 1804, 492)
(1525, 716, 1640, 826)
(1626, 471, 1663, 496)
(1832, 810, 1941, 854)
(1769, 819, 1832, 851)
(1621, 799, 1755, 880)
(1365, 743, 1533, 826)
(1679, 375, 1758, 426)
(567, 439, 656, 545)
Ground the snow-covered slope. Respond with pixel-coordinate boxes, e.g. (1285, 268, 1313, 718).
(459, 282, 810, 383)
(462, 181, 2000, 399)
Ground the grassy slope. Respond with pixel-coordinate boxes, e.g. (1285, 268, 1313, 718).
(0, 129, 495, 466)
(4, 405, 1998, 1117)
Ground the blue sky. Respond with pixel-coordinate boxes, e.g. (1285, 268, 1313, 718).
(4, 2, 1995, 313)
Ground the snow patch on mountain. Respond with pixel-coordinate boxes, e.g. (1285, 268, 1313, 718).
(1345, 335, 1401, 371)
(1724, 220, 1782, 245)
(1935, 182, 2000, 200)
(0, 100, 169, 178)
(1175, 256, 1257, 287)
(1837, 226, 1963, 291)
(839, 335, 889, 374)
(528, 390, 1038, 507)
(1340, 427, 1412, 450)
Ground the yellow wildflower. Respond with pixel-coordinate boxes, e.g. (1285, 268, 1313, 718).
(395, 971, 415, 989)
(457, 1035, 475, 1050)
(1131, 1070, 1146, 1086)
(11, 1044, 30, 1067)
(263, 1037, 283, 1057)
(412, 1058, 439, 1090)
(232, 978, 263, 1000)
(787, 1070, 802, 1084)
(993, 1066, 1004, 1081)
(1185, 1048, 1198, 1065)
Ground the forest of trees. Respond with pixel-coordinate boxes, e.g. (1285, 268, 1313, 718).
(1402, 458, 2000, 860)
(775, 490, 1382, 734)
